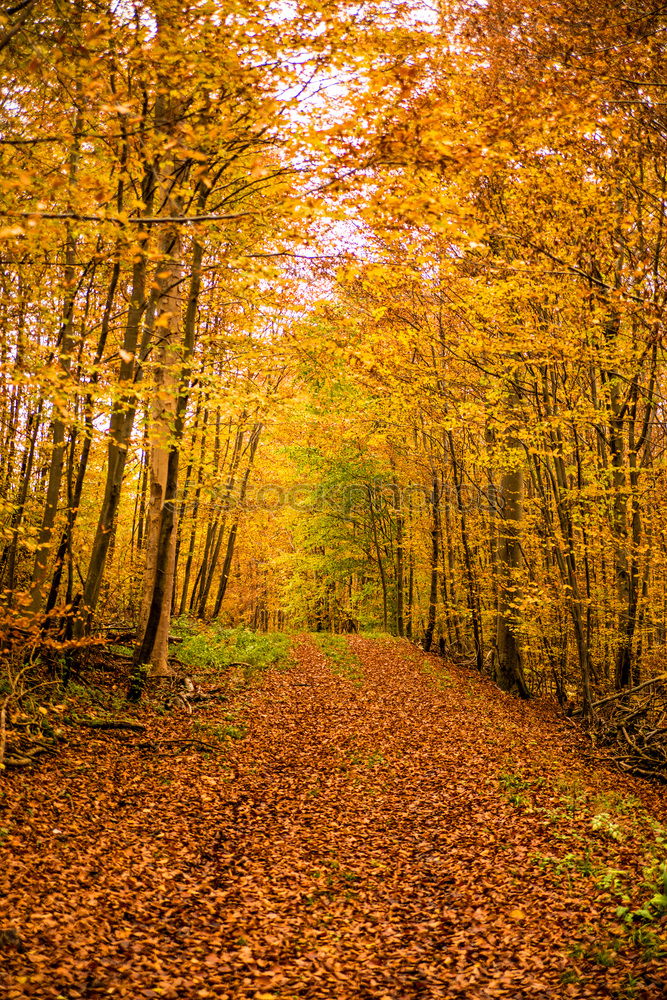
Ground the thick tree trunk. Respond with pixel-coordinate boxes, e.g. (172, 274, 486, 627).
(130, 446, 179, 697)
(134, 180, 206, 680)
(137, 218, 184, 675)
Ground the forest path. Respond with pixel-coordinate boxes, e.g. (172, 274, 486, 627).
(2, 635, 666, 1000)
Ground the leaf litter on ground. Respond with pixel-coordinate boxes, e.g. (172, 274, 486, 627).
(1, 634, 666, 999)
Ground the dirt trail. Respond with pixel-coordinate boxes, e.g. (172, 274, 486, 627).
(2, 636, 666, 999)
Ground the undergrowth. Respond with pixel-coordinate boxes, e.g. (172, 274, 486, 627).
(172, 620, 294, 679)
(497, 762, 667, 983)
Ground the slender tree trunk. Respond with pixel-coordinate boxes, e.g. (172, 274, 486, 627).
(405, 494, 414, 639)
(172, 393, 202, 613)
(0, 282, 26, 507)
(406, 549, 414, 639)
(495, 439, 529, 697)
(367, 484, 388, 631)
(447, 431, 484, 670)
(0, 403, 43, 601)
(196, 425, 245, 618)
(391, 461, 405, 637)
(135, 419, 150, 557)
(623, 357, 655, 686)
(423, 476, 440, 652)
(178, 408, 207, 616)
(28, 114, 83, 614)
(212, 424, 261, 617)
(529, 403, 593, 715)
(608, 371, 631, 689)
(77, 161, 155, 632)
(45, 256, 122, 620)
(441, 490, 462, 648)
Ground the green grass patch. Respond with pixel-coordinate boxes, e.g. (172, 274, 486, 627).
(312, 633, 363, 684)
(62, 680, 128, 720)
(172, 621, 294, 680)
(107, 643, 133, 657)
(358, 629, 401, 642)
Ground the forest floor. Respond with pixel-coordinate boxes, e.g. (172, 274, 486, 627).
(1, 634, 667, 1000)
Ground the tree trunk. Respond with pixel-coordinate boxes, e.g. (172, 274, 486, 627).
(76, 158, 155, 633)
(392, 462, 405, 637)
(178, 408, 207, 616)
(172, 393, 202, 613)
(212, 424, 261, 618)
(367, 484, 388, 631)
(137, 219, 185, 675)
(447, 431, 484, 670)
(45, 256, 122, 620)
(196, 425, 245, 618)
(135, 179, 206, 679)
(423, 476, 440, 652)
(27, 114, 82, 614)
(495, 447, 529, 697)
(0, 402, 43, 601)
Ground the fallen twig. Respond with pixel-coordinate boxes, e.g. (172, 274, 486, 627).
(574, 674, 667, 715)
(78, 719, 146, 733)
(0, 698, 7, 770)
(137, 738, 225, 753)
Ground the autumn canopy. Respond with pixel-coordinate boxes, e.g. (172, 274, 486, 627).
(2, 1, 667, 997)
(2, 0, 666, 714)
